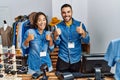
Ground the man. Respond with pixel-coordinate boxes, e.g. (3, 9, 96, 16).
(54, 4, 90, 72)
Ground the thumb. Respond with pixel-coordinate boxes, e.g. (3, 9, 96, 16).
(80, 22, 83, 29)
(55, 25, 58, 30)
(28, 31, 34, 38)
(27, 31, 30, 37)
(80, 22, 82, 27)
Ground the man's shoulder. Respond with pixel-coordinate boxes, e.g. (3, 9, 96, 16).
(58, 21, 64, 24)
(57, 21, 64, 27)
(72, 18, 81, 24)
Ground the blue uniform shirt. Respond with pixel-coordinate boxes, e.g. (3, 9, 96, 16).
(54, 18, 90, 64)
(22, 29, 54, 72)
(104, 38, 120, 80)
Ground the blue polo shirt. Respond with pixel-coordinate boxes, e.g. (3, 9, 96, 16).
(104, 38, 120, 80)
(22, 29, 54, 72)
(54, 18, 90, 64)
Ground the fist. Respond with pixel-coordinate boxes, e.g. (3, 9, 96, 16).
(76, 26, 85, 35)
(76, 24, 86, 38)
(27, 33, 34, 41)
(46, 32, 52, 41)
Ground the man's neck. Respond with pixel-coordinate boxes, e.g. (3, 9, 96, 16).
(65, 19, 72, 27)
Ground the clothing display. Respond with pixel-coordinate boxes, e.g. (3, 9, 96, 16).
(104, 38, 120, 80)
(0, 26, 13, 47)
(12, 13, 37, 56)
(12, 16, 29, 48)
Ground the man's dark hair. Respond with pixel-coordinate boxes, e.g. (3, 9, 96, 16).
(61, 4, 72, 11)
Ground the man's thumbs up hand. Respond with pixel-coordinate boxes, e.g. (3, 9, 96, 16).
(54, 25, 61, 40)
(76, 23, 86, 38)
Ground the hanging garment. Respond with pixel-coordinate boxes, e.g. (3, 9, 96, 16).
(104, 38, 120, 80)
(0, 26, 13, 47)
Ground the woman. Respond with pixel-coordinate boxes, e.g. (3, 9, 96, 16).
(22, 12, 54, 74)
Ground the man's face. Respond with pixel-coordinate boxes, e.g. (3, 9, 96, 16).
(61, 7, 72, 22)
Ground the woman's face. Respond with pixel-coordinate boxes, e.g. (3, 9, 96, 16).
(36, 14, 46, 30)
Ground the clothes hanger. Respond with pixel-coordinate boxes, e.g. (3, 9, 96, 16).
(3, 20, 8, 31)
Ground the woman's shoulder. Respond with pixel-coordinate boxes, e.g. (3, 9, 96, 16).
(26, 28, 36, 34)
(45, 30, 51, 34)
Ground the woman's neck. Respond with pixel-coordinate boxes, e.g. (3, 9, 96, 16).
(38, 29, 43, 34)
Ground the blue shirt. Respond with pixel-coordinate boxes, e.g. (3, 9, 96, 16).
(22, 29, 54, 72)
(12, 21, 18, 47)
(104, 38, 120, 80)
(54, 18, 90, 64)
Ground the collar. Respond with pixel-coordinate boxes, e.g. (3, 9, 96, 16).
(65, 19, 72, 27)
(60, 18, 77, 26)
(36, 29, 46, 35)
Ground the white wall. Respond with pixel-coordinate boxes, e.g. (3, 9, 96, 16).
(88, 0, 120, 53)
(71, 0, 88, 27)
(0, 0, 52, 27)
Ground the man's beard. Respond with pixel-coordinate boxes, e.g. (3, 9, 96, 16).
(63, 16, 72, 22)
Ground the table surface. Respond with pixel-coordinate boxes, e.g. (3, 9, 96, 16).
(17, 72, 114, 80)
